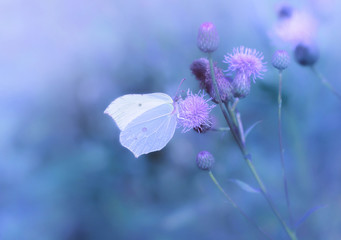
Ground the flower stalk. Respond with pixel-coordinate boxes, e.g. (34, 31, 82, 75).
(208, 53, 297, 240)
(310, 66, 341, 100)
(278, 70, 292, 224)
(208, 171, 272, 239)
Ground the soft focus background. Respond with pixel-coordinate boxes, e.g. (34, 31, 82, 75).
(1, 0, 341, 239)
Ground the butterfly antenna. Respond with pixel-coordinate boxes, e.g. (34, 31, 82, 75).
(174, 78, 185, 101)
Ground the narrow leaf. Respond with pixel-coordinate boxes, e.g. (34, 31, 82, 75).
(245, 120, 262, 139)
(229, 179, 260, 194)
(295, 204, 328, 229)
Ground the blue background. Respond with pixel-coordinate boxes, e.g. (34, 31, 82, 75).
(1, 0, 340, 239)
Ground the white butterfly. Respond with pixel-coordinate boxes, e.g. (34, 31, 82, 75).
(104, 93, 179, 158)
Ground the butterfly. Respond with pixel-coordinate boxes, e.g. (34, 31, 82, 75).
(104, 93, 179, 158)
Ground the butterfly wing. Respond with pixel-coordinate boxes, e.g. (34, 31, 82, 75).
(119, 103, 177, 158)
(104, 93, 173, 131)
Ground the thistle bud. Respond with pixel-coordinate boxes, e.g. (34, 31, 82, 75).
(196, 151, 215, 170)
(294, 43, 319, 66)
(232, 72, 251, 98)
(190, 58, 234, 103)
(190, 58, 209, 83)
(272, 50, 290, 71)
(197, 22, 219, 53)
(206, 66, 234, 103)
(278, 4, 293, 19)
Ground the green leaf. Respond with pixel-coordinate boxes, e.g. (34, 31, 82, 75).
(245, 120, 262, 139)
(229, 179, 260, 194)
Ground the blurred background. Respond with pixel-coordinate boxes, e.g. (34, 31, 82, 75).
(1, 0, 341, 239)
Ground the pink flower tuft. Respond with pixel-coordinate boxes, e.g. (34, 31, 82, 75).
(223, 46, 267, 83)
(178, 91, 215, 133)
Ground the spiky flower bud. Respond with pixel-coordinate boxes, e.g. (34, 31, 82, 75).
(197, 22, 219, 53)
(206, 68, 234, 104)
(272, 50, 290, 71)
(232, 72, 251, 98)
(190, 58, 209, 83)
(178, 91, 215, 133)
(294, 43, 319, 66)
(196, 151, 215, 170)
(190, 58, 234, 103)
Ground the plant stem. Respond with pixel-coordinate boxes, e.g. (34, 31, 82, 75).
(226, 102, 238, 126)
(208, 53, 297, 240)
(236, 110, 246, 145)
(311, 66, 341, 100)
(208, 54, 243, 150)
(238, 119, 297, 240)
(209, 171, 273, 240)
(278, 71, 292, 225)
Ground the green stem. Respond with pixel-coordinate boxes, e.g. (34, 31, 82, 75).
(209, 171, 273, 240)
(226, 102, 238, 126)
(311, 66, 341, 100)
(208, 53, 297, 240)
(236, 110, 246, 145)
(244, 156, 297, 240)
(278, 71, 292, 225)
(208, 54, 243, 150)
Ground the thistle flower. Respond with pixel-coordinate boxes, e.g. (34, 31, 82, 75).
(197, 22, 219, 53)
(178, 91, 215, 133)
(272, 50, 290, 71)
(224, 46, 267, 81)
(272, 10, 317, 46)
(294, 43, 319, 66)
(196, 151, 215, 170)
(223, 46, 267, 98)
(190, 58, 234, 103)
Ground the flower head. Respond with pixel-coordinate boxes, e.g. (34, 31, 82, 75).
(178, 91, 215, 132)
(197, 22, 219, 53)
(272, 50, 290, 71)
(196, 151, 215, 170)
(294, 43, 319, 66)
(223, 46, 267, 83)
(271, 10, 317, 46)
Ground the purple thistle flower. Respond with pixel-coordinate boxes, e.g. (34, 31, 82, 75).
(223, 46, 267, 83)
(178, 90, 215, 133)
(271, 10, 317, 46)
